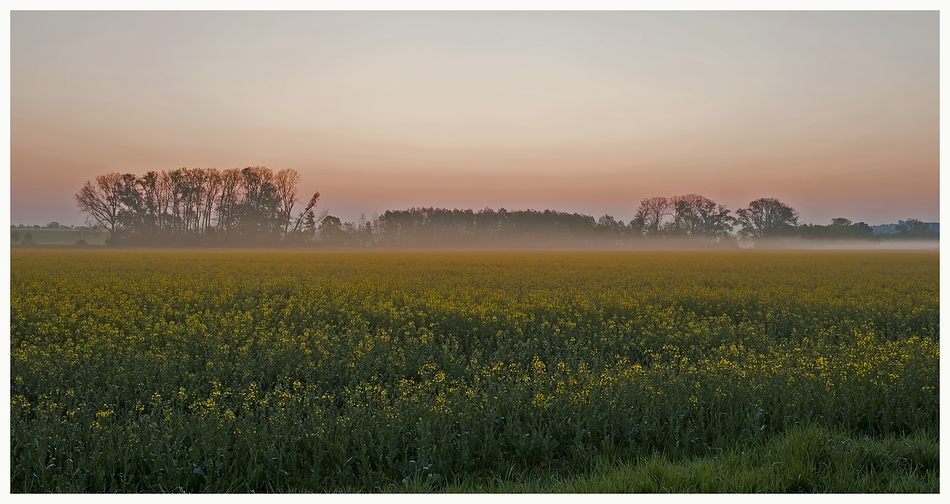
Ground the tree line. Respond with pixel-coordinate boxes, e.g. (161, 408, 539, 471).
(75, 167, 322, 245)
(73, 167, 933, 247)
(316, 196, 885, 248)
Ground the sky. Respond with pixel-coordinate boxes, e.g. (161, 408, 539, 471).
(8, 9, 941, 227)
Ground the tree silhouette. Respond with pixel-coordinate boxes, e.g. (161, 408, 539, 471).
(735, 198, 799, 238)
(797, 218, 878, 240)
(75, 167, 318, 246)
(318, 215, 347, 245)
(75, 173, 124, 238)
(669, 194, 735, 239)
(895, 219, 938, 239)
(632, 196, 671, 236)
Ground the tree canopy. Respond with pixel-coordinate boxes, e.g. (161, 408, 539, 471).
(735, 198, 799, 238)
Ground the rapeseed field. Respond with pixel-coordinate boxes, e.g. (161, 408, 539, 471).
(9, 250, 939, 492)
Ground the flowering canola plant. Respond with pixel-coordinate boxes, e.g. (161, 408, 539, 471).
(10, 249, 938, 492)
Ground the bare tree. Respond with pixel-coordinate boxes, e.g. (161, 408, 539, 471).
(155, 170, 174, 234)
(632, 196, 672, 236)
(275, 169, 301, 236)
(200, 168, 221, 234)
(137, 171, 163, 236)
(289, 191, 326, 241)
(178, 168, 207, 234)
(215, 168, 243, 235)
(75, 173, 124, 238)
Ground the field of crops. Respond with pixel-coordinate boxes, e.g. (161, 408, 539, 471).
(10, 249, 939, 492)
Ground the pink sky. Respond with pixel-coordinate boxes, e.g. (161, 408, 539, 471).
(9, 11, 939, 227)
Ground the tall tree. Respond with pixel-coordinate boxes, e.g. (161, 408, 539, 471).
(238, 166, 279, 237)
(632, 196, 672, 236)
(135, 171, 164, 237)
(115, 173, 147, 233)
(200, 169, 222, 235)
(669, 194, 735, 239)
(215, 168, 243, 235)
(75, 173, 124, 238)
(288, 191, 325, 241)
(275, 169, 301, 236)
(76, 166, 315, 245)
(735, 198, 799, 238)
(317, 215, 347, 245)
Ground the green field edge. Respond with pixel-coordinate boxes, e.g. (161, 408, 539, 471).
(380, 425, 939, 493)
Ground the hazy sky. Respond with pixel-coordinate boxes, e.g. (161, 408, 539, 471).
(9, 10, 940, 226)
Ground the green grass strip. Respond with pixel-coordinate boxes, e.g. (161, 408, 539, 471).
(389, 425, 939, 493)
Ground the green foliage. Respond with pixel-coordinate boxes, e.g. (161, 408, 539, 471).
(426, 425, 938, 493)
(10, 250, 939, 492)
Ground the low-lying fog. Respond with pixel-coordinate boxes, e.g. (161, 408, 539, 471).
(742, 238, 939, 250)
